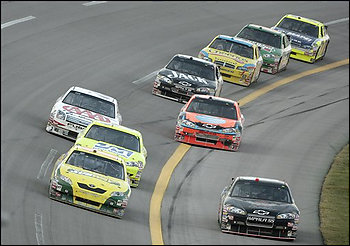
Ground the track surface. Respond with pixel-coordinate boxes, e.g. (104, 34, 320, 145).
(1, 1, 348, 244)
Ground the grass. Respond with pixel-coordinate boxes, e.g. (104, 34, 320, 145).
(319, 144, 349, 245)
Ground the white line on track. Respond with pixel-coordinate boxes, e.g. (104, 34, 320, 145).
(1, 16, 36, 29)
(132, 70, 160, 85)
(37, 149, 58, 180)
(83, 1, 107, 6)
(35, 212, 44, 245)
(325, 17, 349, 25)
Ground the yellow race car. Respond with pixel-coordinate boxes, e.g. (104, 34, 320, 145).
(49, 144, 131, 218)
(75, 121, 147, 188)
(272, 14, 330, 63)
(198, 35, 263, 86)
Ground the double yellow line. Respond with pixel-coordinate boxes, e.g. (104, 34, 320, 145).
(149, 58, 349, 245)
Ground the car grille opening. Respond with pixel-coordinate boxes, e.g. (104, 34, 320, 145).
(75, 196, 100, 207)
(77, 183, 106, 194)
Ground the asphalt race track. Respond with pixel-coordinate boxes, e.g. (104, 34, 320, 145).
(1, 1, 349, 245)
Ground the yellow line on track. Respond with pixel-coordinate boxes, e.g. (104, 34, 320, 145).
(149, 58, 349, 245)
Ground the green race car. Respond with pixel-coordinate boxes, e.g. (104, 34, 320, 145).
(75, 121, 147, 188)
(235, 23, 292, 74)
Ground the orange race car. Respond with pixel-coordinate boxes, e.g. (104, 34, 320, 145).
(174, 94, 245, 151)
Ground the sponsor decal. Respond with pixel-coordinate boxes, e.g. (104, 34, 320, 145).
(168, 71, 208, 84)
(253, 210, 270, 215)
(178, 81, 192, 87)
(195, 115, 226, 124)
(62, 105, 111, 123)
(66, 168, 121, 186)
(247, 216, 274, 223)
(94, 142, 134, 159)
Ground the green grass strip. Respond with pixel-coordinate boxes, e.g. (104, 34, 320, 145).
(320, 144, 349, 245)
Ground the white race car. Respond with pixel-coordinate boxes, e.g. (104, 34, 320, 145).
(46, 86, 122, 140)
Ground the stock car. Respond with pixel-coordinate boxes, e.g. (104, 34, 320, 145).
(235, 24, 292, 74)
(49, 144, 131, 218)
(174, 94, 244, 151)
(152, 54, 223, 103)
(218, 176, 300, 240)
(46, 86, 122, 140)
(272, 14, 330, 63)
(198, 35, 263, 86)
(75, 121, 147, 188)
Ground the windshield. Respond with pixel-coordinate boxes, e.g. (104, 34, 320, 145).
(63, 91, 115, 118)
(66, 150, 125, 180)
(166, 56, 215, 81)
(237, 27, 281, 49)
(277, 17, 319, 38)
(187, 97, 237, 120)
(85, 125, 140, 152)
(209, 37, 254, 59)
(230, 180, 292, 203)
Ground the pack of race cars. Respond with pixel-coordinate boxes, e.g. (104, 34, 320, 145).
(46, 13, 329, 240)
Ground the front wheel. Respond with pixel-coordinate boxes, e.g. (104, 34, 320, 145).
(320, 43, 329, 60)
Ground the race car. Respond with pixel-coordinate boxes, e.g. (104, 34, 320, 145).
(272, 14, 330, 63)
(152, 54, 223, 103)
(218, 176, 300, 240)
(235, 24, 292, 74)
(49, 144, 131, 218)
(46, 86, 122, 140)
(198, 35, 263, 86)
(75, 121, 147, 188)
(174, 94, 244, 151)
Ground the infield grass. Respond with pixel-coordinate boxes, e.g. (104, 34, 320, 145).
(319, 144, 349, 245)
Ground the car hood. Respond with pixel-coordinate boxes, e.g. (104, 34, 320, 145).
(204, 48, 256, 68)
(273, 26, 317, 47)
(186, 112, 237, 128)
(60, 164, 130, 193)
(55, 102, 119, 126)
(75, 138, 145, 163)
(225, 196, 299, 216)
(158, 68, 217, 89)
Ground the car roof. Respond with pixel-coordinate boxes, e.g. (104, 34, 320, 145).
(71, 144, 126, 164)
(235, 176, 288, 186)
(88, 121, 142, 138)
(174, 54, 216, 66)
(283, 14, 324, 26)
(190, 94, 238, 104)
(69, 86, 117, 103)
(245, 23, 283, 35)
(217, 35, 254, 48)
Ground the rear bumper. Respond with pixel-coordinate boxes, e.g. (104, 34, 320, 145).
(174, 125, 241, 151)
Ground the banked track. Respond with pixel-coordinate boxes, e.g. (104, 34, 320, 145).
(1, 1, 349, 245)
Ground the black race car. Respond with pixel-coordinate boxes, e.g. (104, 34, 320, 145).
(218, 176, 300, 240)
(152, 54, 223, 103)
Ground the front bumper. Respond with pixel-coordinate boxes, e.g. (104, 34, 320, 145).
(290, 47, 317, 63)
(174, 125, 241, 151)
(218, 67, 253, 86)
(49, 180, 127, 218)
(126, 166, 144, 188)
(152, 81, 211, 103)
(220, 213, 298, 240)
(261, 60, 279, 74)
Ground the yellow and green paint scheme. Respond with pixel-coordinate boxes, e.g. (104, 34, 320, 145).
(198, 35, 263, 86)
(49, 145, 131, 218)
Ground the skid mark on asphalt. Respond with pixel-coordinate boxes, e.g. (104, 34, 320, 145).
(166, 149, 214, 242)
(37, 149, 58, 180)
